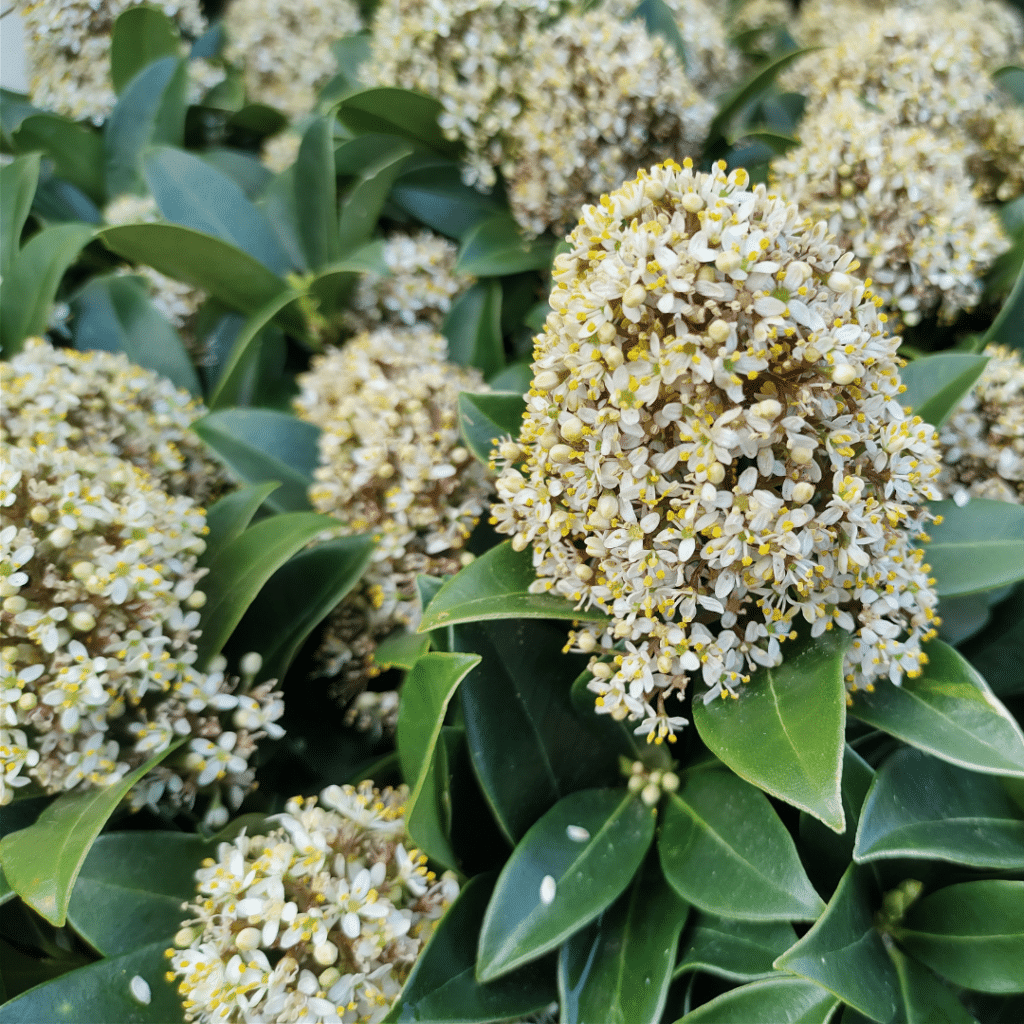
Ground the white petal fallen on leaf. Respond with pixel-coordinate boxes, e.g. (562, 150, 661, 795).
(566, 825, 590, 842)
(540, 875, 557, 905)
(129, 975, 152, 1005)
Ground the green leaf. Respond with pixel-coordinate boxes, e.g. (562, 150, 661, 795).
(854, 748, 1024, 869)
(994, 64, 1024, 104)
(675, 914, 798, 983)
(192, 408, 320, 511)
(70, 273, 200, 394)
(336, 147, 413, 253)
(775, 864, 899, 1023)
(958, 583, 1024, 698)
(900, 353, 990, 429)
(984, 254, 1024, 348)
(887, 942, 979, 1024)
(558, 855, 687, 1024)
(144, 146, 291, 274)
(12, 114, 105, 205)
(66, 832, 209, 955)
(691, 629, 848, 831)
(335, 88, 460, 157)
(98, 223, 289, 317)
(895, 881, 1024, 994)
(200, 481, 280, 565)
(329, 33, 372, 92)
(0, 222, 95, 355)
(293, 117, 340, 270)
(334, 133, 418, 177)
(0, 740, 185, 927)
(631, 0, 690, 70)
(848, 638, 1024, 778)
(391, 159, 505, 240)
(0, 154, 39, 281)
(457, 214, 555, 277)
(673, 977, 839, 1024)
(104, 56, 186, 196)
(476, 788, 656, 982)
(384, 874, 557, 1023)
(224, 535, 375, 684)
(418, 540, 609, 631)
(200, 147, 271, 200)
(659, 770, 825, 921)
(373, 631, 430, 671)
(457, 391, 526, 465)
(194, 511, 337, 668)
(442, 280, 504, 378)
(923, 499, 1024, 597)
(110, 6, 181, 95)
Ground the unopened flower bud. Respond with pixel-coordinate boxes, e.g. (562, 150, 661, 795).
(832, 363, 857, 386)
(236, 928, 261, 951)
(792, 482, 815, 504)
(641, 782, 661, 806)
(622, 284, 647, 309)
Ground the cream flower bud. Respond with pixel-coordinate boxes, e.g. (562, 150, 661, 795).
(707, 319, 731, 344)
(827, 272, 855, 293)
(751, 399, 782, 420)
(622, 284, 647, 308)
(832, 363, 857, 386)
(312, 942, 339, 966)
(549, 444, 574, 464)
(792, 482, 815, 504)
(236, 928, 262, 951)
(560, 415, 585, 443)
(707, 462, 726, 484)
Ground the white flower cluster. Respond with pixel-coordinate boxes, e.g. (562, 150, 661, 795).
(771, 94, 1009, 326)
(363, 0, 737, 234)
(344, 690, 400, 740)
(0, 443, 282, 809)
(167, 782, 459, 1024)
(1, 339, 230, 505)
(261, 131, 303, 174)
(491, 161, 943, 743)
(295, 327, 492, 692)
(345, 232, 473, 334)
(19, 0, 207, 124)
(940, 345, 1024, 506)
(223, 0, 362, 117)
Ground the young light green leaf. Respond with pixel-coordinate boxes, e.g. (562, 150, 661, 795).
(418, 541, 609, 631)
(848, 639, 1024, 778)
(109, 6, 180, 94)
(373, 631, 430, 672)
(674, 914, 798, 983)
(477, 788, 656, 982)
(558, 856, 687, 1024)
(0, 739, 185, 927)
(456, 214, 555, 277)
(458, 391, 525, 465)
(854, 748, 1024, 869)
(899, 353, 990, 429)
(336, 148, 413, 253)
(670, 976, 838, 1024)
(199, 482, 280, 567)
(443, 281, 504, 378)
(0, 154, 39, 281)
(692, 629, 848, 831)
(775, 864, 899, 1024)
(895, 881, 1024, 994)
(659, 771, 825, 921)
(293, 117, 340, 270)
(923, 499, 1024, 597)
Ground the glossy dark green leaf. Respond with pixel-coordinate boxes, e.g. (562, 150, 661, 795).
(488, 360, 532, 393)
(0, 740, 185, 927)
(442, 280, 504, 378)
(457, 391, 525, 465)
(632, 0, 690, 70)
(294, 117, 340, 270)
(900, 353, 990, 429)
(0, 222, 95, 355)
(257, 163, 308, 271)
(384, 874, 557, 1023)
(192, 408, 320, 511)
(659, 770, 824, 921)
(692, 629, 848, 831)
(98, 223, 289, 316)
(984, 254, 1023, 348)
(854, 748, 1024, 868)
(569, 668, 651, 763)
(457, 214, 555, 277)
(144, 146, 291, 274)
(195, 510, 337, 668)
(848, 639, 1024, 778)
(0, 88, 43, 149)
(923, 499, 1024, 597)
(895, 881, 1024, 994)
(334, 133, 417, 177)
(888, 944, 978, 1024)
(335, 88, 460, 157)
(336, 147, 413, 253)
(390, 159, 504, 240)
(200, 482, 280, 565)
(994, 64, 1024, 104)
(12, 114, 105, 204)
(419, 541, 609, 631)
(32, 175, 101, 225)
(66, 832, 210, 955)
(477, 788, 656, 982)
(104, 56, 186, 196)
(374, 631, 430, 671)
(959, 583, 1024, 697)
(0, 154, 39, 280)
(672, 977, 838, 1024)
(775, 864, 899, 1023)
(199, 148, 272, 201)
(558, 856, 687, 1024)
(675, 913, 798, 983)
(110, 6, 180, 94)
(70, 273, 200, 394)
(407, 726, 461, 872)
(224, 535, 375, 683)
(0, 939, 185, 1023)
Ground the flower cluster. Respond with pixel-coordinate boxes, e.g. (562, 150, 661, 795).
(0, 443, 282, 811)
(223, 0, 362, 117)
(491, 161, 943, 742)
(19, 0, 207, 124)
(167, 782, 459, 1023)
(344, 232, 473, 334)
(261, 130, 303, 173)
(1, 339, 231, 504)
(295, 327, 492, 693)
(939, 345, 1024, 505)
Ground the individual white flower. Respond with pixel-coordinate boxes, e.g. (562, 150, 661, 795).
(491, 160, 943, 742)
(168, 782, 458, 1024)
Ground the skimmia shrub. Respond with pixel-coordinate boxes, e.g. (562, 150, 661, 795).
(1, 1, 1023, 1023)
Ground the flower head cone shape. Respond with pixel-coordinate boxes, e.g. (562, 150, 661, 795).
(1, 339, 231, 505)
(294, 327, 492, 694)
(490, 161, 943, 744)
(223, 0, 362, 117)
(0, 444, 283, 809)
(167, 783, 459, 1024)
(939, 345, 1024, 505)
